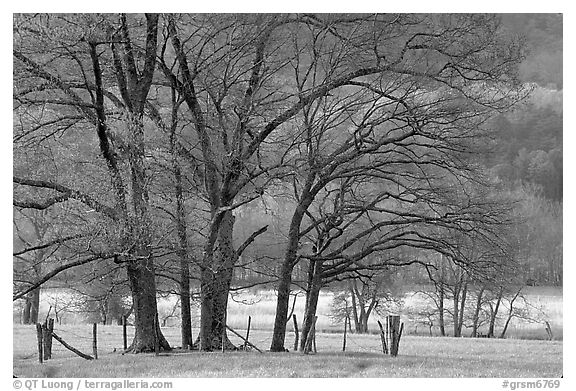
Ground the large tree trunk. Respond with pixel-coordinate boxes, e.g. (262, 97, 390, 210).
(126, 258, 170, 352)
(270, 198, 312, 352)
(270, 263, 294, 351)
(23, 289, 40, 325)
(199, 267, 215, 350)
(125, 112, 170, 353)
(360, 310, 370, 333)
(198, 211, 236, 351)
(352, 280, 368, 333)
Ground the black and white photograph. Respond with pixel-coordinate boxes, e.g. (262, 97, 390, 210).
(11, 8, 565, 383)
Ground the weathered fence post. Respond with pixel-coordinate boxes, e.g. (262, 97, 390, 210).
(36, 323, 43, 364)
(397, 322, 404, 354)
(292, 314, 299, 352)
(47, 318, 54, 359)
(41, 318, 54, 360)
(122, 315, 127, 351)
(377, 320, 388, 355)
(154, 313, 160, 356)
(244, 316, 252, 350)
(92, 323, 98, 360)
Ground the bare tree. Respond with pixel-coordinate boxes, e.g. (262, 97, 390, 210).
(330, 269, 401, 335)
(14, 13, 170, 352)
(265, 13, 526, 351)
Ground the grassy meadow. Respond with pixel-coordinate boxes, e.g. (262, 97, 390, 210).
(13, 286, 562, 377)
(13, 325, 562, 378)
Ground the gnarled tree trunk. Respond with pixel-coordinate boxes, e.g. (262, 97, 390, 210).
(198, 211, 237, 350)
(126, 253, 170, 352)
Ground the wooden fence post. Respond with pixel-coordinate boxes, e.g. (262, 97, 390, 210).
(292, 314, 299, 352)
(387, 315, 402, 357)
(122, 315, 127, 351)
(92, 323, 98, 360)
(36, 323, 43, 364)
(397, 322, 404, 355)
(377, 320, 388, 355)
(47, 318, 54, 359)
(41, 319, 54, 361)
(244, 316, 252, 350)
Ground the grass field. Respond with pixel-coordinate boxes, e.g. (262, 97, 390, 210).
(13, 324, 562, 378)
(13, 286, 563, 377)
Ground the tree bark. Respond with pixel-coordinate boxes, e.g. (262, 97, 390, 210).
(198, 211, 237, 350)
(124, 113, 170, 353)
(299, 260, 322, 351)
(126, 257, 170, 352)
(349, 281, 360, 333)
(270, 262, 294, 351)
(270, 197, 312, 352)
(354, 282, 369, 334)
(23, 289, 40, 324)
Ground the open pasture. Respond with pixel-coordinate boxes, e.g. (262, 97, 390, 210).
(13, 324, 562, 378)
